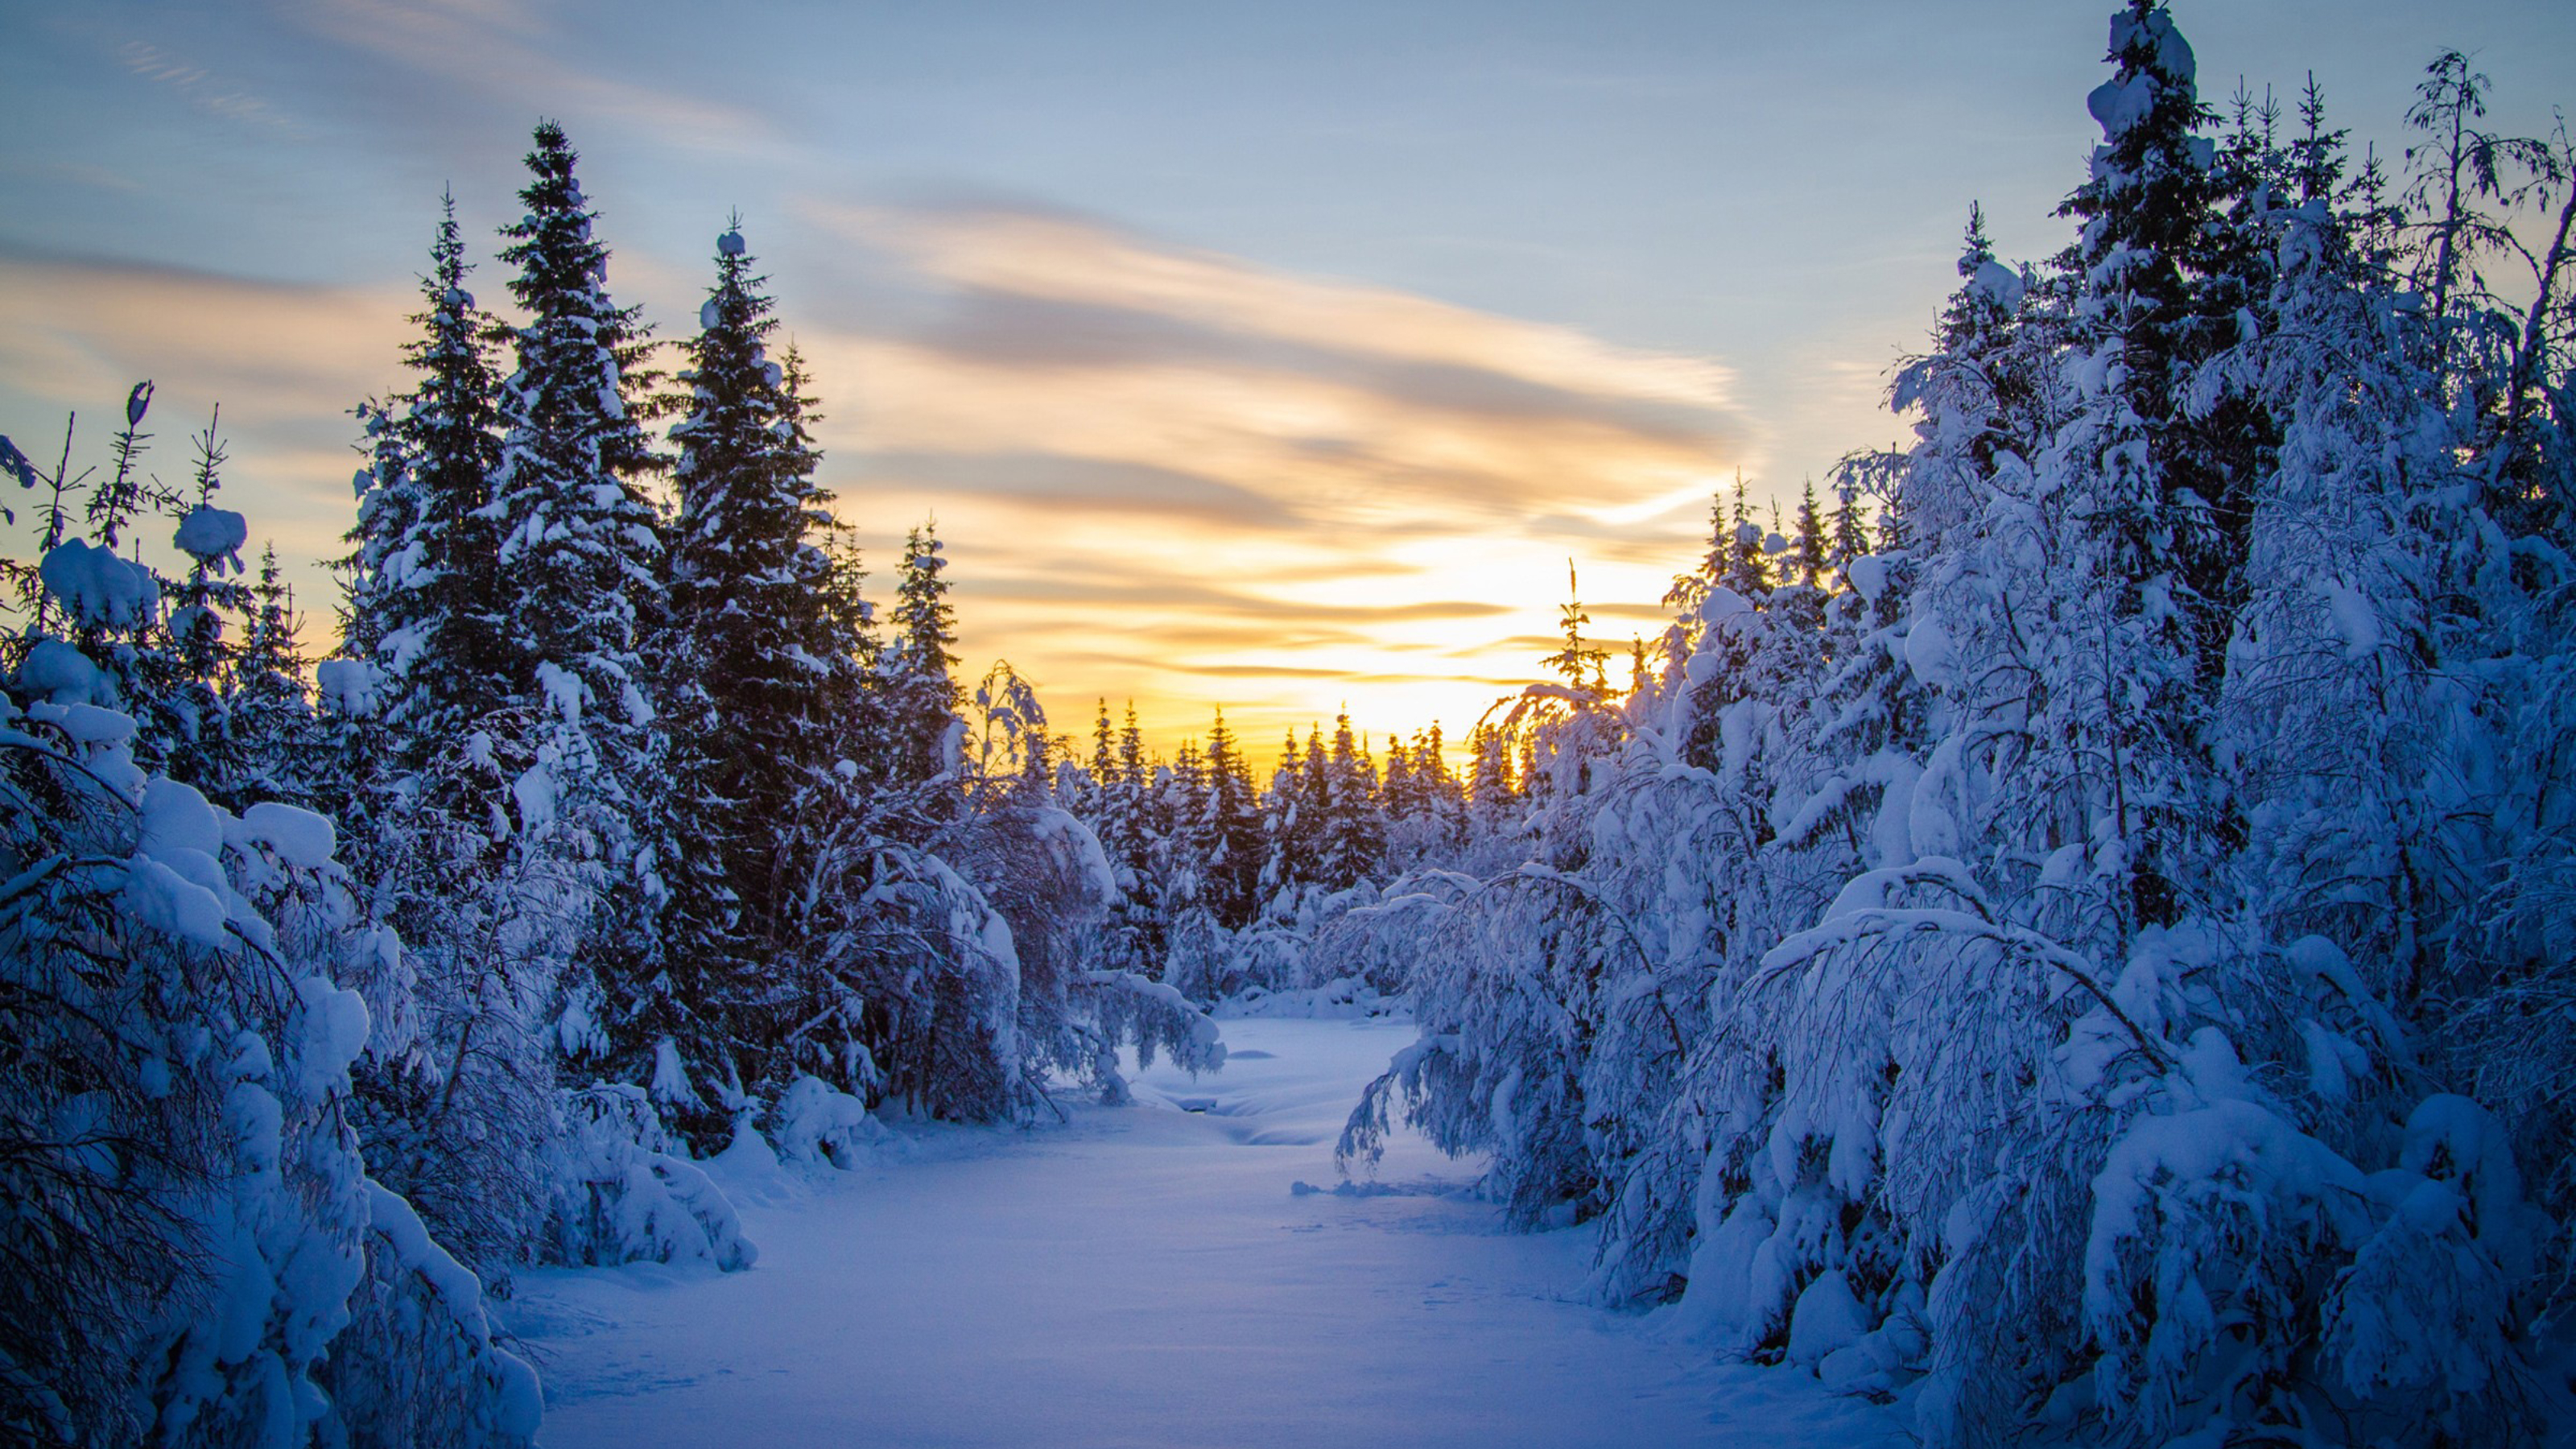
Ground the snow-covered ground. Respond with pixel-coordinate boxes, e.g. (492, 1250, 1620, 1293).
(510, 1018, 1905, 1447)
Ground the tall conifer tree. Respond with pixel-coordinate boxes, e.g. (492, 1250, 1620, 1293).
(659, 221, 840, 1073)
(489, 120, 679, 1121)
(353, 191, 509, 785)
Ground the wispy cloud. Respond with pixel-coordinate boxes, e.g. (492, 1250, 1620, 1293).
(0, 250, 409, 601)
(117, 40, 301, 135)
(288, 0, 774, 154)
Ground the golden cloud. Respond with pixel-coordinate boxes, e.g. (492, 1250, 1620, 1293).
(0, 205, 1742, 758)
(0, 253, 408, 607)
(786, 204, 1744, 753)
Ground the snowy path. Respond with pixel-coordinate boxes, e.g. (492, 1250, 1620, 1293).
(510, 1018, 1905, 1447)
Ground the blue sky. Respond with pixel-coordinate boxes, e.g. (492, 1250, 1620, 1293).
(4, 0, 2570, 749)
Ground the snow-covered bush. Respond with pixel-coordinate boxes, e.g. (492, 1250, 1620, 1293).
(5, 398, 547, 1446)
(314, 1185, 542, 1449)
(769, 1074, 890, 1168)
(1, 653, 530, 1446)
(549, 1084, 756, 1270)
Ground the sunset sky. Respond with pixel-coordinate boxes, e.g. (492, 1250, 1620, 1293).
(4, 0, 2570, 757)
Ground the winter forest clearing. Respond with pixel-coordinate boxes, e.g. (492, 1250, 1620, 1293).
(514, 1017, 1905, 1449)
(8, 1, 2576, 1445)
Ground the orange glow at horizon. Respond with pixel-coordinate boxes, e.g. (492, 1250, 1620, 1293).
(0, 207, 1762, 771)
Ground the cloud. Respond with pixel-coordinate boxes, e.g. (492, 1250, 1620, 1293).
(770, 200, 1746, 749)
(0, 250, 411, 621)
(287, 0, 774, 154)
(0, 249, 407, 423)
(115, 39, 302, 135)
(848, 449, 1298, 526)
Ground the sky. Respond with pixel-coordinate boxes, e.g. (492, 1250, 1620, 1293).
(3, 0, 2571, 759)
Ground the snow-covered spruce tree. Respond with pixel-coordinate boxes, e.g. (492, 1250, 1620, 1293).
(1314, 712, 1385, 894)
(881, 522, 963, 802)
(635, 220, 842, 1149)
(352, 192, 511, 781)
(1070, 700, 1166, 979)
(1166, 708, 1269, 998)
(1257, 728, 1309, 912)
(1377, 724, 1468, 872)
(224, 545, 324, 810)
(485, 122, 698, 1156)
(327, 192, 580, 1284)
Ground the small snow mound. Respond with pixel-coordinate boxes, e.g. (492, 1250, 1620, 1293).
(29, 699, 138, 746)
(1699, 584, 1753, 627)
(1902, 611, 1952, 684)
(771, 1075, 888, 1169)
(1845, 555, 1889, 603)
(17, 637, 112, 706)
(40, 539, 159, 630)
(1787, 1269, 1868, 1364)
(173, 506, 250, 569)
(237, 801, 338, 869)
(717, 230, 747, 257)
(1971, 258, 2026, 310)
(139, 778, 225, 860)
(2087, 73, 2157, 138)
(315, 658, 381, 717)
(167, 605, 221, 643)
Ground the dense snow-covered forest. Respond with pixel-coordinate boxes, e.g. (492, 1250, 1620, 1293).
(6, 2, 2575, 1443)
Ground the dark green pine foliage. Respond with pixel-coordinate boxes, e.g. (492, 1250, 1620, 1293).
(2057, 0, 2268, 927)
(1315, 712, 1385, 891)
(884, 522, 962, 800)
(225, 545, 320, 808)
(658, 222, 840, 1112)
(354, 192, 510, 791)
(490, 120, 678, 1102)
(1195, 711, 1264, 928)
